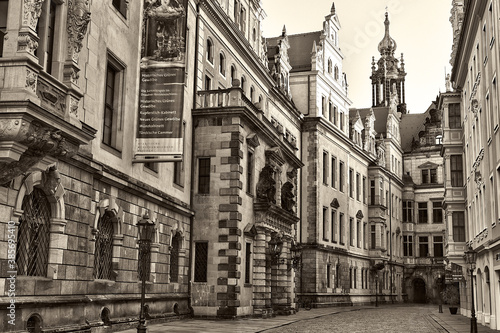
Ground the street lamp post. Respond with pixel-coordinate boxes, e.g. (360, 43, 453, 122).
(464, 245, 477, 333)
(137, 214, 155, 333)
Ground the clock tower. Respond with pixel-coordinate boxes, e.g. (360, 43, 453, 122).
(370, 12, 407, 114)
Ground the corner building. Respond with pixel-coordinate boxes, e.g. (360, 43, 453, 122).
(444, 0, 500, 330)
(269, 6, 406, 307)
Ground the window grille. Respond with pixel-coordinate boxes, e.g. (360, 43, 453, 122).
(194, 242, 208, 282)
(16, 188, 51, 277)
(169, 233, 181, 283)
(93, 211, 115, 280)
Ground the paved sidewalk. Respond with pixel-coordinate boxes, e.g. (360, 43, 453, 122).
(116, 305, 498, 333)
(429, 308, 497, 333)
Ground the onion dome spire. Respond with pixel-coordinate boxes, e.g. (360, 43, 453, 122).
(377, 11, 397, 56)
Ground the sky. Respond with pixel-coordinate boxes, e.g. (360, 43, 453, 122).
(262, 0, 453, 114)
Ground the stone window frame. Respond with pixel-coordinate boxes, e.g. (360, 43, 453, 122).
(12, 165, 67, 280)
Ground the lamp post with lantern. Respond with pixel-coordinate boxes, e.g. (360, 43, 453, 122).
(137, 214, 155, 333)
(464, 245, 477, 333)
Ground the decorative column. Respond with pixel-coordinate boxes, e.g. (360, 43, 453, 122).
(252, 228, 268, 316)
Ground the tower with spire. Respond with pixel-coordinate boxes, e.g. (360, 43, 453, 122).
(370, 12, 407, 114)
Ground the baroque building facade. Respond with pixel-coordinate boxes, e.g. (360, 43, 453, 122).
(442, 0, 500, 330)
(0, 0, 481, 332)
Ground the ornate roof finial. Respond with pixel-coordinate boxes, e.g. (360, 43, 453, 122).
(331, 2, 336, 15)
(378, 10, 397, 55)
(282, 25, 287, 37)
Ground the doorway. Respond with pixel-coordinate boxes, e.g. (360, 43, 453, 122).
(414, 278, 427, 303)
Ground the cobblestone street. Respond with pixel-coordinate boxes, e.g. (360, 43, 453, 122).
(263, 305, 443, 333)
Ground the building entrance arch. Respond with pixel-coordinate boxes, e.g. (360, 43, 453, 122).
(413, 278, 427, 303)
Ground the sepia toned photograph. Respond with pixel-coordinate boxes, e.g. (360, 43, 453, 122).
(0, 0, 498, 332)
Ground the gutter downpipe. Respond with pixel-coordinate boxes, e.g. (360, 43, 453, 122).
(389, 176, 394, 304)
(299, 74, 312, 302)
(188, 0, 203, 315)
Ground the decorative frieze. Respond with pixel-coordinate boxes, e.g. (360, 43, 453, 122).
(23, 0, 45, 29)
(67, 0, 91, 61)
(17, 32, 39, 54)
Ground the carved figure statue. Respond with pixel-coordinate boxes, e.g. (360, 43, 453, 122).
(256, 164, 276, 204)
(281, 181, 295, 212)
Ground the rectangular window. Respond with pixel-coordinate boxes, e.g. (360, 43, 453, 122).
(144, 157, 159, 173)
(321, 96, 325, 117)
(433, 201, 443, 223)
(430, 169, 438, 183)
(370, 180, 375, 205)
(339, 161, 345, 192)
(356, 173, 360, 201)
(403, 200, 413, 222)
(449, 103, 461, 128)
(331, 210, 337, 243)
(403, 235, 413, 256)
(371, 225, 376, 249)
(327, 264, 331, 288)
(339, 213, 345, 245)
(349, 217, 354, 246)
(194, 242, 208, 282)
(333, 106, 338, 126)
(452, 211, 465, 242)
(36, 0, 58, 74)
(245, 242, 251, 284)
(421, 169, 429, 184)
(349, 168, 354, 198)
(247, 151, 254, 194)
(419, 236, 429, 257)
(329, 102, 333, 122)
(323, 207, 328, 241)
(205, 75, 212, 90)
(103, 57, 124, 151)
(198, 158, 211, 194)
(433, 236, 443, 257)
(451, 155, 463, 187)
(323, 151, 329, 184)
(357, 219, 361, 248)
(362, 176, 366, 204)
(418, 202, 428, 223)
(112, 0, 127, 17)
(240, 7, 246, 33)
(0, 1, 7, 57)
(331, 157, 337, 188)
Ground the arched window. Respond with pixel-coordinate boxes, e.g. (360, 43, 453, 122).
(334, 65, 339, 81)
(16, 187, 51, 277)
(328, 59, 332, 74)
(241, 76, 246, 92)
(230, 65, 236, 85)
(252, 28, 257, 42)
(219, 52, 226, 76)
(206, 38, 214, 64)
(93, 211, 115, 280)
(170, 232, 182, 283)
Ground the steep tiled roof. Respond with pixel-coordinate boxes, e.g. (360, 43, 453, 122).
(287, 31, 321, 72)
(349, 106, 390, 136)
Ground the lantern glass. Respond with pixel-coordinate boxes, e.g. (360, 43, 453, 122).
(137, 214, 155, 241)
(464, 246, 477, 267)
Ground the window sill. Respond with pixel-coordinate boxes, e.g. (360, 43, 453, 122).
(244, 283, 252, 288)
(101, 143, 122, 158)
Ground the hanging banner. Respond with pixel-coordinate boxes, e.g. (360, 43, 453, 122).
(135, 0, 188, 159)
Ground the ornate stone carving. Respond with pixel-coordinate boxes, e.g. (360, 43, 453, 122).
(330, 198, 340, 209)
(356, 210, 364, 219)
(246, 133, 260, 148)
(23, 0, 45, 29)
(471, 98, 479, 116)
(69, 96, 79, 116)
(474, 170, 483, 189)
(0, 124, 78, 184)
(17, 33, 39, 54)
(37, 80, 67, 117)
(376, 141, 386, 167)
(67, 0, 91, 58)
(25, 69, 38, 93)
(281, 181, 295, 213)
(256, 164, 276, 204)
(42, 165, 61, 195)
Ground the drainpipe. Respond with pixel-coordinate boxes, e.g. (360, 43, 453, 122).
(188, 0, 203, 315)
(389, 176, 393, 304)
